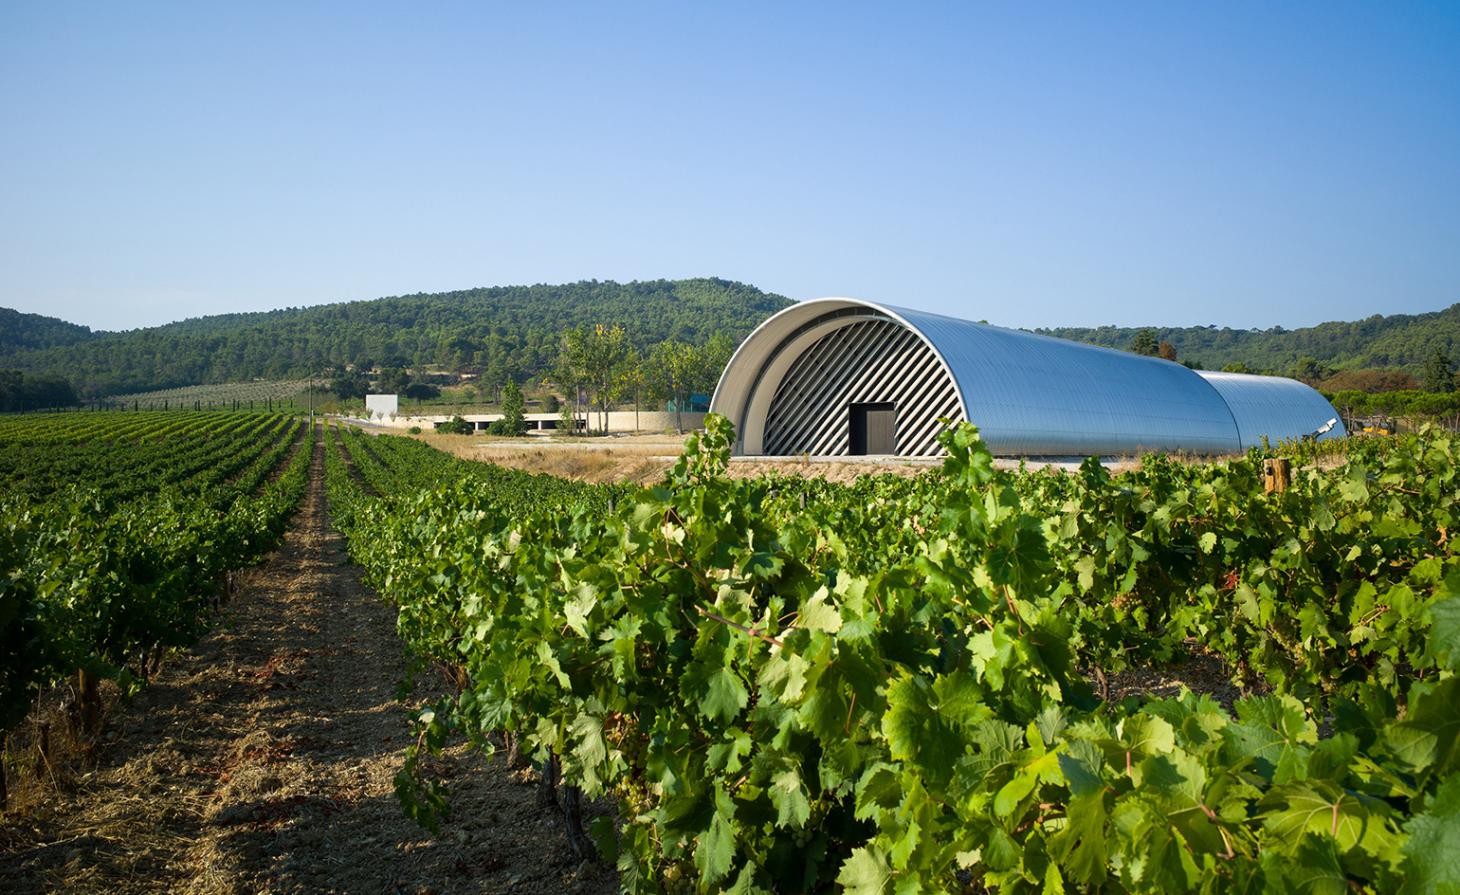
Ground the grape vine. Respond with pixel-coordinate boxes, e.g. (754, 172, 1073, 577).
(326, 418, 1459, 893)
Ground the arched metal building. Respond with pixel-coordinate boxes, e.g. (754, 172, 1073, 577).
(709, 298, 1345, 457)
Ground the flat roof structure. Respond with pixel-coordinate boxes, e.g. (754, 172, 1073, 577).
(709, 298, 1345, 457)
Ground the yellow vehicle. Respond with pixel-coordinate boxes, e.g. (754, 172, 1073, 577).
(1355, 416, 1396, 436)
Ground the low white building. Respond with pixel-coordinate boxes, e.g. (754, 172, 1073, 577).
(367, 409, 704, 434)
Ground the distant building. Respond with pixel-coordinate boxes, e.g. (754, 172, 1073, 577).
(365, 393, 399, 421)
(710, 298, 1345, 457)
(665, 393, 711, 414)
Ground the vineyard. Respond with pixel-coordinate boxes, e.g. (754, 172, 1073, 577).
(108, 379, 313, 411)
(0, 411, 312, 808)
(2, 411, 1456, 892)
(320, 419, 1458, 894)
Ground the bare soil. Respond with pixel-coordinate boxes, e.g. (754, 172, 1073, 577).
(0, 437, 616, 895)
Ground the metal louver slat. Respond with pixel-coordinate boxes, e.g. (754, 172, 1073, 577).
(763, 317, 960, 457)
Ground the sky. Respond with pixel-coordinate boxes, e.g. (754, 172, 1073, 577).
(1, 2, 1457, 333)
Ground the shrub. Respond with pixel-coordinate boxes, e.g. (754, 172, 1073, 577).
(433, 416, 473, 435)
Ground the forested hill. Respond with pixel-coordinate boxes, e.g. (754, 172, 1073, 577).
(6, 283, 1455, 398)
(1038, 303, 1460, 377)
(0, 307, 98, 353)
(0, 279, 791, 397)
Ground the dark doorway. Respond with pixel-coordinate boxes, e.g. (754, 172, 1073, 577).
(850, 403, 896, 455)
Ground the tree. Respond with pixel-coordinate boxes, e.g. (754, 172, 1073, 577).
(586, 324, 628, 433)
(557, 324, 629, 434)
(1424, 347, 1455, 393)
(1157, 340, 1178, 362)
(0, 370, 78, 412)
(698, 333, 734, 391)
(1221, 361, 1253, 374)
(1290, 356, 1326, 383)
(1319, 368, 1419, 393)
(1129, 329, 1159, 356)
(555, 330, 589, 436)
(376, 366, 410, 394)
(489, 379, 528, 436)
(649, 341, 701, 433)
(404, 381, 440, 402)
(331, 373, 369, 403)
(616, 349, 646, 433)
(558, 398, 578, 435)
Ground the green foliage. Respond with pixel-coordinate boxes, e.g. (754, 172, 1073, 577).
(0, 369, 79, 412)
(0, 278, 789, 398)
(331, 372, 370, 401)
(488, 381, 527, 436)
(558, 324, 630, 434)
(322, 414, 1460, 893)
(0, 307, 95, 353)
(433, 415, 473, 435)
(1325, 388, 1460, 421)
(648, 334, 730, 430)
(403, 381, 441, 401)
(1424, 346, 1455, 393)
(0, 412, 313, 746)
(1129, 328, 1159, 356)
(1042, 302, 1460, 378)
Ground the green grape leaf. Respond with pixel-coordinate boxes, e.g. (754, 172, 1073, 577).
(799, 587, 843, 634)
(694, 787, 738, 885)
(1428, 593, 1460, 672)
(770, 767, 811, 829)
(1386, 677, 1460, 779)
(1283, 834, 1349, 895)
(883, 675, 963, 787)
(1400, 773, 1460, 895)
(563, 580, 598, 637)
(685, 663, 749, 724)
(1259, 781, 1400, 857)
(837, 846, 893, 895)
(1048, 791, 1109, 886)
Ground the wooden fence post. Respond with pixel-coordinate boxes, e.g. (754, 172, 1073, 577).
(1263, 458, 1291, 494)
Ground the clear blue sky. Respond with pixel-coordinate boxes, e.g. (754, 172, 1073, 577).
(2, 2, 1457, 332)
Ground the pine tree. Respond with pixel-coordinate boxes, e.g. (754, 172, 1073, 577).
(1423, 346, 1455, 393)
(1129, 329, 1159, 356)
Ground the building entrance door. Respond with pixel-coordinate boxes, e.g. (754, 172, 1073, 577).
(850, 403, 896, 455)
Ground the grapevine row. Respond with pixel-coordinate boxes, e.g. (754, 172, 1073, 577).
(326, 419, 1458, 893)
(0, 415, 317, 807)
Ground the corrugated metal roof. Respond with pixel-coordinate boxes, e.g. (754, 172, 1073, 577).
(1196, 370, 1347, 449)
(710, 298, 1346, 456)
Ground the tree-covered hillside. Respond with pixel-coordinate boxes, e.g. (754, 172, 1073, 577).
(0, 307, 97, 353)
(6, 283, 1457, 400)
(0, 279, 790, 397)
(1038, 303, 1460, 376)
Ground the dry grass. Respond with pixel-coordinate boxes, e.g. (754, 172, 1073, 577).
(354, 420, 1303, 486)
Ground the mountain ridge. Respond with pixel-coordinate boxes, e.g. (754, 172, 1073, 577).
(3, 284, 1456, 397)
(0, 278, 791, 397)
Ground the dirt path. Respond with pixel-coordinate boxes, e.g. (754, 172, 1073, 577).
(0, 436, 617, 894)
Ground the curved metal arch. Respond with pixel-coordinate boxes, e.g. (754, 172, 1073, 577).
(710, 297, 1345, 457)
(710, 297, 972, 455)
(1197, 371, 1348, 449)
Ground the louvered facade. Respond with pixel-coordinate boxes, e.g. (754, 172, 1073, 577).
(710, 298, 1347, 457)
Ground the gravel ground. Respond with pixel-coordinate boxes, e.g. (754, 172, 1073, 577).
(1097, 651, 1260, 712)
(0, 436, 617, 895)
